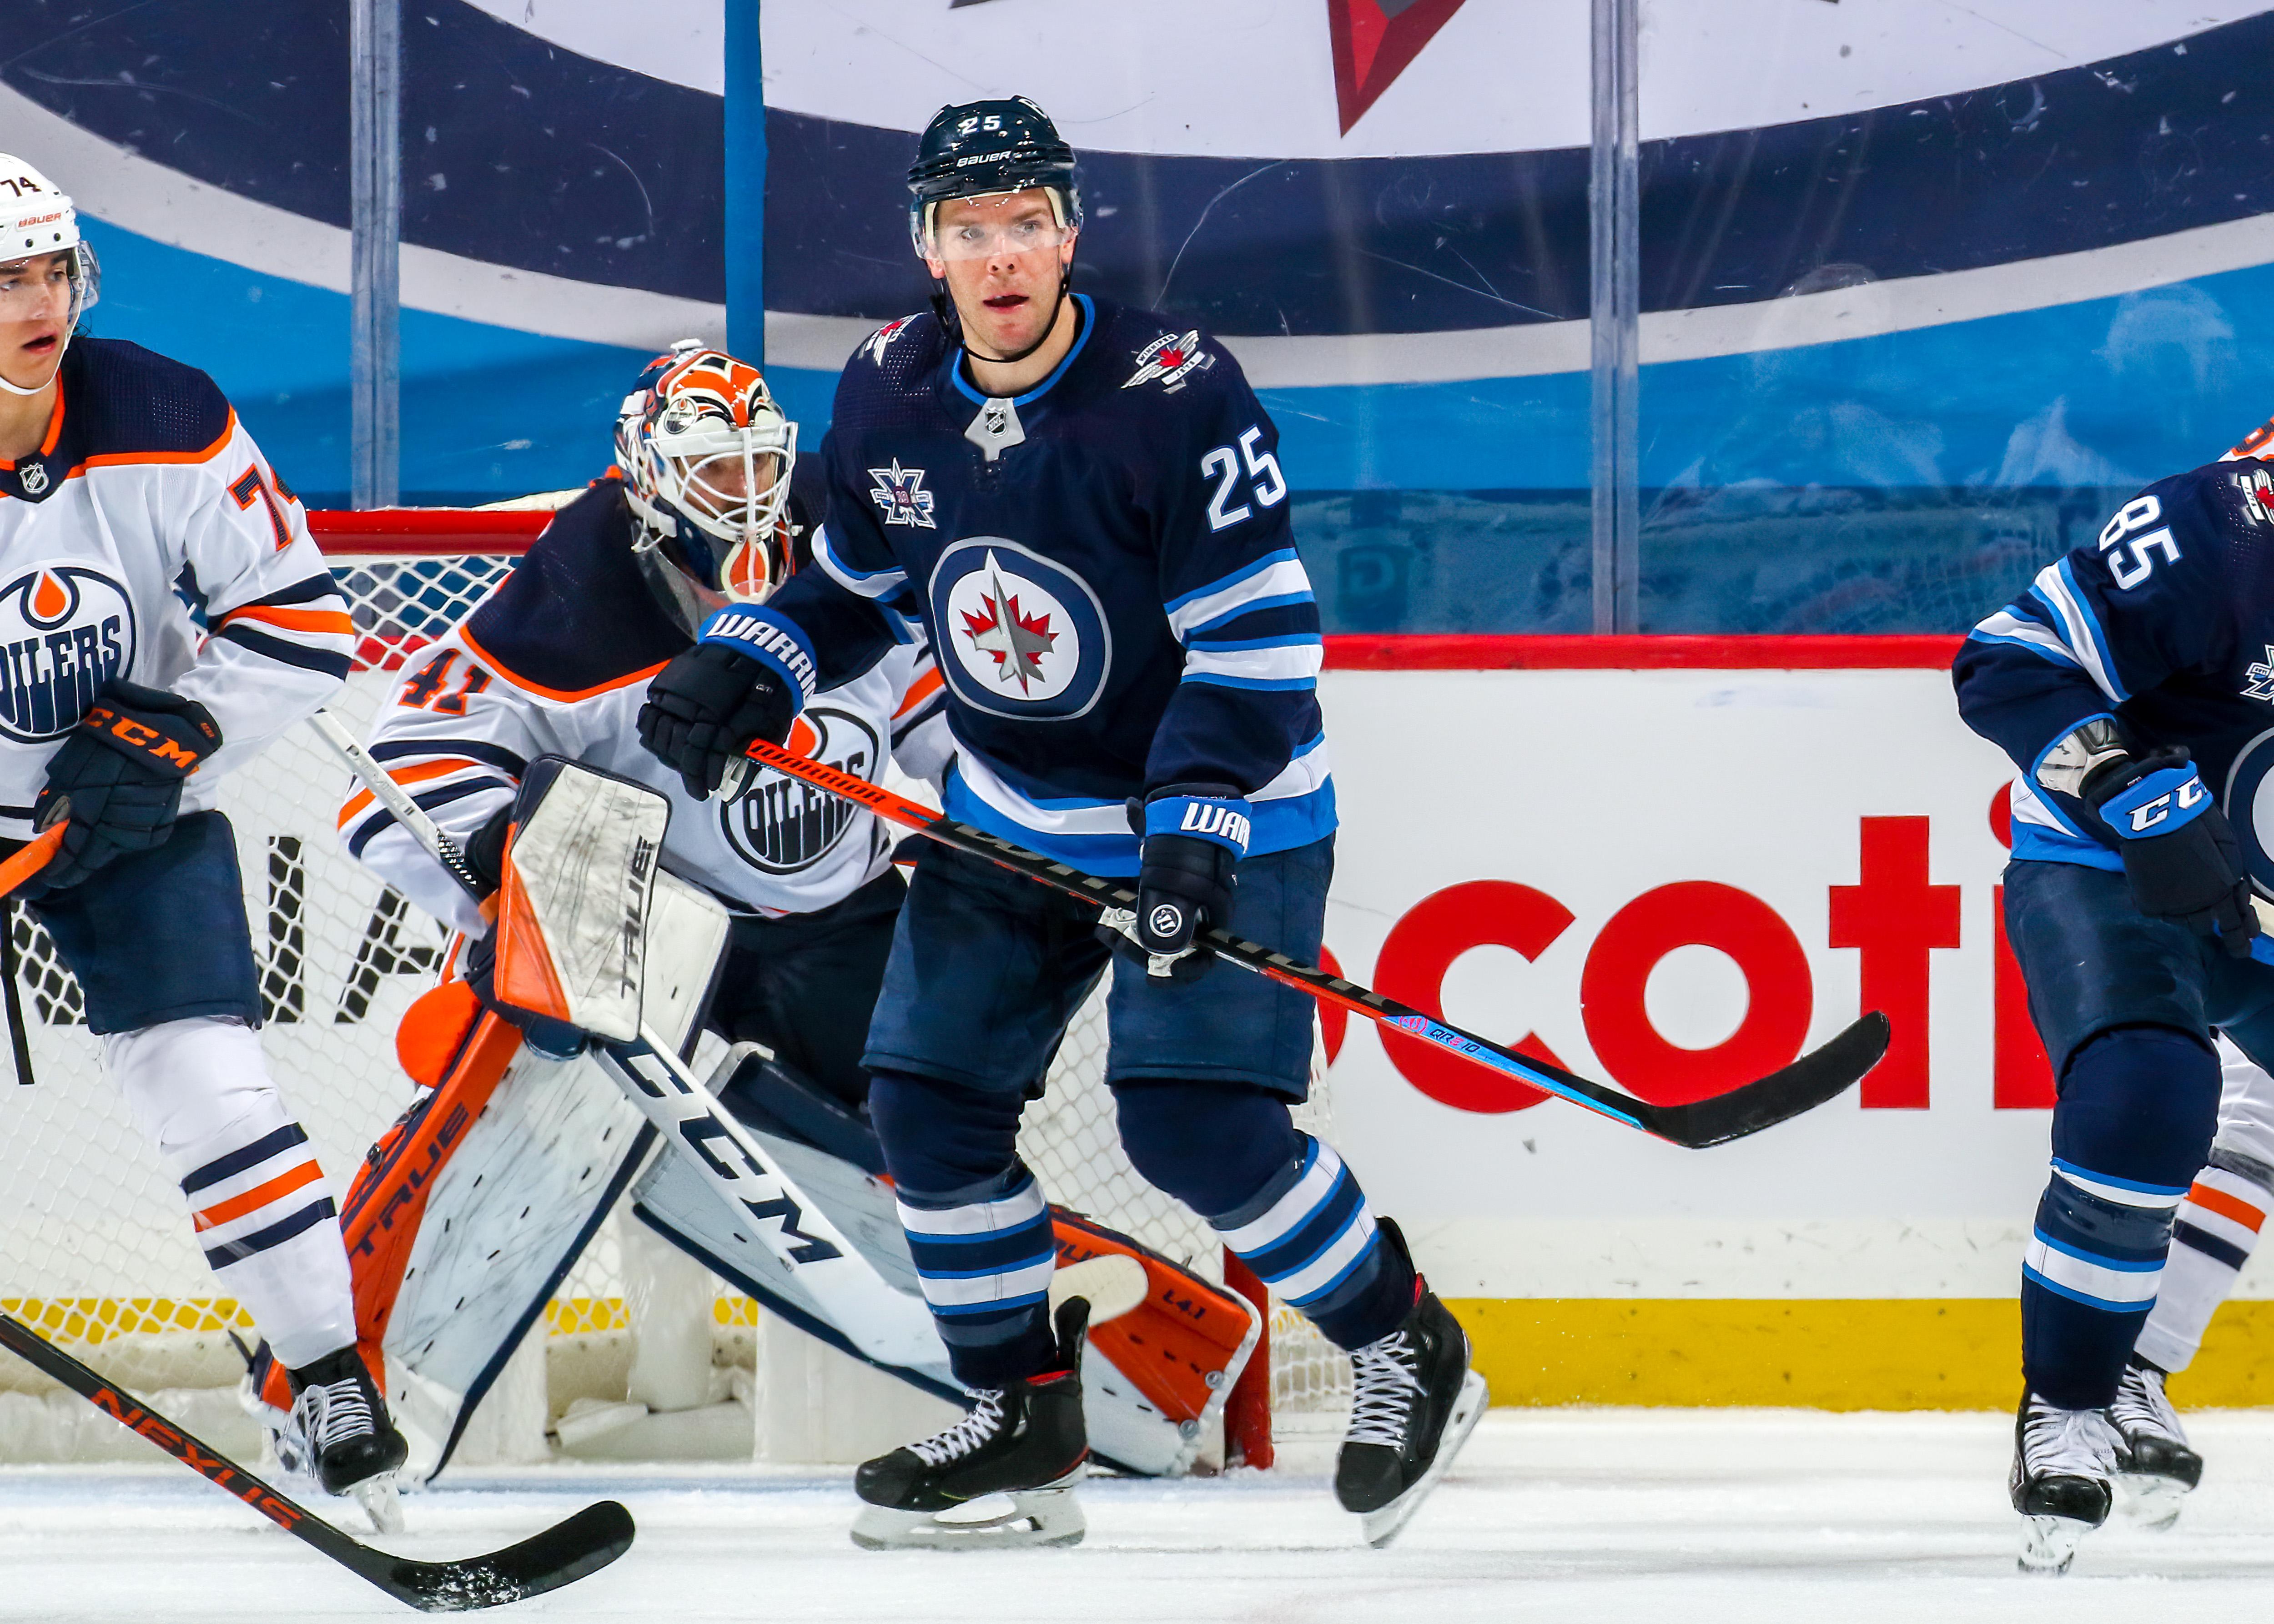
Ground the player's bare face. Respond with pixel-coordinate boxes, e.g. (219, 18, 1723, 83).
(928, 192, 1077, 367)
(0, 251, 73, 393)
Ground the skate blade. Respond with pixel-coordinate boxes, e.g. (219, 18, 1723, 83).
(353, 1474, 405, 1536)
(850, 1482, 1086, 1552)
(2115, 1473, 2191, 1533)
(1360, 1369, 1489, 1550)
(2017, 1513, 2087, 1574)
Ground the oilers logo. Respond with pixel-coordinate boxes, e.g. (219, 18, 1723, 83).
(721, 706, 881, 873)
(928, 538, 1112, 721)
(0, 564, 134, 743)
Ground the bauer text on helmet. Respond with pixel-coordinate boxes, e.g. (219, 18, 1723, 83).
(0, 157, 100, 398)
(906, 97, 1081, 259)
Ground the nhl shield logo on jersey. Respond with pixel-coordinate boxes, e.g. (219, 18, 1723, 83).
(722, 706, 882, 873)
(1122, 330, 1214, 393)
(0, 564, 134, 743)
(869, 460, 938, 528)
(929, 538, 1111, 719)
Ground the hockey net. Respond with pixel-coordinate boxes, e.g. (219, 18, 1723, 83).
(0, 511, 1350, 1465)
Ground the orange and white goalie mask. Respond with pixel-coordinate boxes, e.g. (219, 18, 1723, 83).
(616, 340, 798, 634)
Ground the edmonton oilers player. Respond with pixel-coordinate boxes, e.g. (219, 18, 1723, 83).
(1954, 446, 2274, 1571)
(638, 98, 1485, 1549)
(0, 158, 405, 1497)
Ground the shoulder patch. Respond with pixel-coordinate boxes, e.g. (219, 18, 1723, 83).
(858, 315, 921, 367)
(1121, 328, 1215, 394)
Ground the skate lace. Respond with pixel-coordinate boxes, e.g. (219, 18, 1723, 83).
(2021, 1395, 2116, 1478)
(910, 1391, 1006, 1468)
(1345, 1330, 1423, 1448)
(2109, 1365, 2181, 1442)
(293, 1377, 377, 1453)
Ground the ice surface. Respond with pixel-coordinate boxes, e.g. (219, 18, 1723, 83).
(10, 1409, 2274, 1622)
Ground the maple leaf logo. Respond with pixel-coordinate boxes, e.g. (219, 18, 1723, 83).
(959, 565, 1059, 693)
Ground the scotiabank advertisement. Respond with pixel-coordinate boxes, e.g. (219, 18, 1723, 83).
(1316, 654, 2062, 1303)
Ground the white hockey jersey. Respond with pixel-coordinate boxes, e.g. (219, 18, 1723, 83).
(0, 338, 352, 839)
(345, 479, 946, 937)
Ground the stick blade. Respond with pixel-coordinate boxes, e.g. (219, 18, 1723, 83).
(1647, 1011, 1891, 1149)
(382, 1499, 635, 1612)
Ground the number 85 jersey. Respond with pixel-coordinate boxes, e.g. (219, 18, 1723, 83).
(700, 296, 1334, 878)
(1954, 453, 2274, 883)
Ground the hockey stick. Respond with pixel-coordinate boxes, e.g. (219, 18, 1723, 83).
(727, 739, 1889, 1149)
(0, 1311, 633, 1612)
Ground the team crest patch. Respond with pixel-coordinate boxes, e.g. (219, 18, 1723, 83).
(2247, 646, 2274, 703)
(860, 316, 915, 367)
(1122, 331, 1213, 393)
(2239, 468, 2274, 528)
(0, 563, 135, 743)
(721, 706, 880, 873)
(928, 538, 1112, 720)
(869, 460, 937, 528)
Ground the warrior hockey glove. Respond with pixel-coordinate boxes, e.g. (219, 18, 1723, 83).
(461, 926, 592, 1061)
(2084, 747, 2261, 958)
(32, 679, 222, 891)
(638, 643, 796, 799)
(1099, 785, 1249, 982)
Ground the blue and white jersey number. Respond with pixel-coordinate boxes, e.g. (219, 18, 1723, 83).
(926, 538, 1113, 721)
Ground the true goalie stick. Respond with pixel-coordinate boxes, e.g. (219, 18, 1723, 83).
(725, 739, 1889, 1149)
(0, 1312, 633, 1612)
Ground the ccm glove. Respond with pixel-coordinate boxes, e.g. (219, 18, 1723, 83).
(32, 679, 221, 891)
(2084, 746, 2260, 958)
(1103, 784, 1250, 982)
(637, 642, 796, 799)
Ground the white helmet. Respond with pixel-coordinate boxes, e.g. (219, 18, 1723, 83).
(0, 156, 99, 397)
(615, 340, 798, 634)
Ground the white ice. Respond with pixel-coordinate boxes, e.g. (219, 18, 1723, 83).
(12, 1409, 2274, 1622)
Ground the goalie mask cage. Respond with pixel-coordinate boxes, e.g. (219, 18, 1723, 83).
(0, 509, 1350, 1468)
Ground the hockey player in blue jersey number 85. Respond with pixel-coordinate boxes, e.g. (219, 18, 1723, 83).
(1953, 430, 2274, 1572)
(638, 97, 1486, 1549)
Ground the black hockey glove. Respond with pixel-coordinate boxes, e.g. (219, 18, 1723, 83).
(1097, 785, 1249, 983)
(2084, 746, 2260, 958)
(459, 802, 515, 899)
(461, 926, 593, 1061)
(32, 679, 222, 892)
(637, 642, 796, 799)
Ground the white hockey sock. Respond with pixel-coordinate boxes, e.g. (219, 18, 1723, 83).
(2133, 1151, 2271, 1376)
(106, 1018, 355, 1368)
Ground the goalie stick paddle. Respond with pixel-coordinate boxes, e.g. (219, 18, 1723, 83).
(729, 739, 1889, 1149)
(0, 1312, 634, 1612)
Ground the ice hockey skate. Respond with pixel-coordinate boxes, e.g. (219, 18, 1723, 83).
(2010, 1392, 2116, 1574)
(1333, 1220, 1488, 1547)
(287, 1345, 410, 1527)
(850, 1299, 1093, 1552)
(2109, 1358, 2203, 1530)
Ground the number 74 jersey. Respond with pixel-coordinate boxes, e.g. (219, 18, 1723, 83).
(1953, 453, 2274, 881)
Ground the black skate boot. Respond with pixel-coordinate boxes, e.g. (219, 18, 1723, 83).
(1334, 1219, 1488, 1547)
(2109, 1357, 2202, 1531)
(2010, 1390, 2116, 1574)
(288, 1344, 409, 1506)
(851, 1299, 1092, 1551)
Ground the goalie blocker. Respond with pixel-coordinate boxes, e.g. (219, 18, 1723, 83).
(256, 757, 1260, 1483)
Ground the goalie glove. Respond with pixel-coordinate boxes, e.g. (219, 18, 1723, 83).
(461, 926, 593, 1061)
(31, 679, 221, 891)
(637, 642, 796, 799)
(1097, 785, 1249, 982)
(2078, 742, 2259, 958)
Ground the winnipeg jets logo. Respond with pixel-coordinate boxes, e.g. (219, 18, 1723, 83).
(1122, 330, 1213, 393)
(860, 317, 915, 367)
(868, 460, 936, 528)
(2247, 646, 2274, 702)
(957, 558, 1062, 695)
(2239, 468, 2274, 527)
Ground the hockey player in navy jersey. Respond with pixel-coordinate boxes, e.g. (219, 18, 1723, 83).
(639, 98, 1485, 1549)
(0, 157, 406, 1498)
(1955, 428, 2274, 1570)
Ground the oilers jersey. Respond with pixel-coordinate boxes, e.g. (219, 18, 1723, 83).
(0, 337, 352, 840)
(696, 296, 1333, 876)
(345, 479, 946, 938)
(1954, 453, 2274, 891)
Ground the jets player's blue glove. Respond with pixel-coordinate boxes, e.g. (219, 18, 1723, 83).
(2084, 746, 2260, 958)
(31, 679, 221, 892)
(1103, 784, 1249, 982)
(638, 643, 796, 799)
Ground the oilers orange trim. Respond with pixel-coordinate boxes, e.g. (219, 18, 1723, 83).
(459, 623, 668, 703)
(216, 604, 355, 638)
(193, 1159, 323, 1232)
(78, 408, 237, 472)
(338, 757, 486, 828)
(2189, 1182, 2266, 1232)
(0, 379, 65, 477)
(892, 664, 945, 719)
